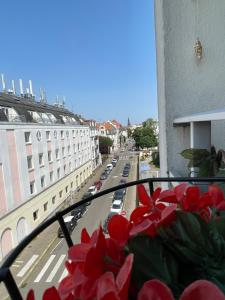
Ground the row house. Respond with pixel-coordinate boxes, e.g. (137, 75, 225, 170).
(98, 120, 122, 152)
(0, 92, 95, 260)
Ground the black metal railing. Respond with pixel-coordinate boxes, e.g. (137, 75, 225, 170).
(1, 176, 225, 300)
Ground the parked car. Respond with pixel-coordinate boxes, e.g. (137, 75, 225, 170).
(110, 200, 123, 214)
(87, 185, 97, 195)
(71, 205, 85, 220)
(122, 169, 129, 177)
(58, 216, 76, 238)
(125, 163, 131, 170)
(112, 161, 117, 167)
(81, 192, 92, 206)
(106, 164, 113, 171)
(100, 172, 108, 180)
(105, 169, 111, 175)
(94, 180, 102, 190)
(103, 212, 117, 234)
(113, 189, 125, 202)
(120, 179, 127, 185)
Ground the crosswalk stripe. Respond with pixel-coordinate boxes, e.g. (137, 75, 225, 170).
(46, 254, 66, 282)
(17, 255, 39, 277)
(58, 268, 68, 282)
(34, 255, 56, 282)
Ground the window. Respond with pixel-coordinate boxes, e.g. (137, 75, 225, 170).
(48, 151, 52, 162)
(65, 186, 68, 193)
(41, 176, 45, 188)
(60, 130, 64, 139)
(39, 153, 44, 166)
(73, 144, 76, 154)
(30, 181, 35, 194)
(72, 130, 75, 137)
(57, 168, 60, 179)
(27, 156, 33, 170)
(64, 164, 66, 173)
(50, 171, 53, 182)
(71, 182, 73, 188)
(43, 202, 48, 211)
(69, 162, 72, 172)
(33, 210, 39, 221)
(46, 131, 51, 140)
(68, 145, 70, 155)
(52, 196, 56, 205)
(62, 147, 65, 157)
(25, 132, 31, 143)
(59, 190, 63, 198)
(55, 149, 59, 160)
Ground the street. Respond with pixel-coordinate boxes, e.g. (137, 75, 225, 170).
(1, 150, 138, 299)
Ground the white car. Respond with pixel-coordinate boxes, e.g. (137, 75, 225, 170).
(110, 200, 123, 214)
(88, 186, 97, 195)
(106, 163, 113, 171)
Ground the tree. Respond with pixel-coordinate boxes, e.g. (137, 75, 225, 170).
(132, 119, 158, 149)
(127, 128, 132, 138)
(99, 136, 113, 154)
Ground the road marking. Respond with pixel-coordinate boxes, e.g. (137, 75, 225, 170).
(34, 255, 56, 282)
(50, 240, 63, 254)
(112, 176, 118, 178)
(58, 268, 68, 282)
(12, 264, 21, 268)
(17, 255, 39, 277)
(46, 254, 66, 282)
(15, 260, 24, 263)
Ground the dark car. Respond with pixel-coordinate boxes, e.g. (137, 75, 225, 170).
(71, 205, 86, 219)
(125, 163, 131, 169)
(100, 172, 108, 180)
(122, 169, 129, 177)
(113, 189, 124, 202)
(120, 179, 127, 185)
(94, 180, 102, 190)
(103, 212, 118, 234)
(58, 216, 76, 238)
(81, 192, 92, 206)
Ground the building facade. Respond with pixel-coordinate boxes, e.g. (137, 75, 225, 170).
(155, 0, 225, 179)
(0, 92, 94, 260)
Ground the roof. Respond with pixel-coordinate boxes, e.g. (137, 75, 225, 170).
(173, 108, 225, 125)
(111, 119, 121, 128)
(0, 92, 81, 125)
(112, 200, 122, 205)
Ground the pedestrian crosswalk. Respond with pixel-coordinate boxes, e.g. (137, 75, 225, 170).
(15, 254, 68, 283)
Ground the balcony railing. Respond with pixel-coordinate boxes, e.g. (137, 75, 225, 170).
(1, 176, 225, 300)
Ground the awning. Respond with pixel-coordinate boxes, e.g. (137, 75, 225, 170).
(173, 108, 225, 125)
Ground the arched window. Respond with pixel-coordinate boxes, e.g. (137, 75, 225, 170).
(17, 218, 28, 243)
(1, 228, 13, 258)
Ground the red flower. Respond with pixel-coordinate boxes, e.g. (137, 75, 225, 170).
(137, 279, 174, 300)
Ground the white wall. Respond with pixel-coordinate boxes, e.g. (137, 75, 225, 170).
(155, 0, 225, 176)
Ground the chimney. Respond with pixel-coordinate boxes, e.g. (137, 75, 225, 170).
(29, 80, 33, 96)
(19, 79, 24, 96)
(12, 80, 16, 94)
(1, 74, 6, 92)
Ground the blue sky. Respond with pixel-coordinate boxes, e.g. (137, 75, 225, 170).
(0, 0, 157, 125)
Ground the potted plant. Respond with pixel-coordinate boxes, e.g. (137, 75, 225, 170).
(27, 183, 225, 300)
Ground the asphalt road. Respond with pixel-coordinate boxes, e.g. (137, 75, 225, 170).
(3, 150, 138, 300)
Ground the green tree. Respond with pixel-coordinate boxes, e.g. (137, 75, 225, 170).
(99, 136, 113, 154)
(127, 128, 132, 138)
(132, 119, 158, 149)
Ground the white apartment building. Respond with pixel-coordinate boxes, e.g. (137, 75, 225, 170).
(155, 0, 225, 179)
(0, 91, 95, 260)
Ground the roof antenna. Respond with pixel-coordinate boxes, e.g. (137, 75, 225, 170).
(19, 79, 24, 97)
(1, 74, 6, 92)
(12, 80, 16, 94)
(29, 80, 34, 98)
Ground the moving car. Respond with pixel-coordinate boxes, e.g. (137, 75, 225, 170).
(110, 200, 123, 214)
(88, 185, 97, 195)
(100, 172, 108, 180)
(103, 212, 117, 234)
(94, 180, 102, 190)
(58, 216, 76, 238)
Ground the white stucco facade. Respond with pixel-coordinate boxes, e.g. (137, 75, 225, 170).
(155, 0, 225, 177)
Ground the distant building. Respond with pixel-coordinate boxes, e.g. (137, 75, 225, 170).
(98, 120, 122, 152)
(0, 81, 99, 260)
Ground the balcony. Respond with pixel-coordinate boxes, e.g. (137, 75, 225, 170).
(1, 176, 225, 299)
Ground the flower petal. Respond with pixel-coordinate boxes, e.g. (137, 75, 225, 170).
(81, 228, 91, 243)
(129, 218, 153, 237)
(174, 183, 189, 202)
(130, 206, 149, 224)
(68, 243, 91, 262)
(152, 187, 162, 202)
(116, 254, 134, 300)
(208, 185, 225, 206)
(26, 290, 35, 300)
(97, 272, 119, 300)
(137, 279, 174, 300)
(108, 214, 130, 246)
(43, 287, 61, 300)
(180, 280, 225, 300)
(137, 184, 153, 207)
(158, 189, 177, 204)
